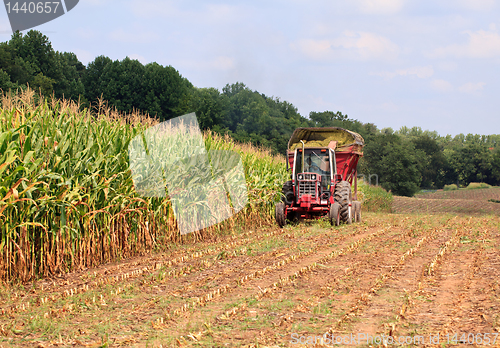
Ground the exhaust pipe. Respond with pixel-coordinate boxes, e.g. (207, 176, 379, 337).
(300, 140, 305, 173)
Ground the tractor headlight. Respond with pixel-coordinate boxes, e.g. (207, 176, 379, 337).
(311, 174, 316, 180)
(298, 174, 303, 180)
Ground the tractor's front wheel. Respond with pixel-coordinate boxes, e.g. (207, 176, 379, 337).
(282, 180, 295, 205)
(275, 202, 286, 228)
(335, 181, 352, 224)
(329, 202, 340, 226)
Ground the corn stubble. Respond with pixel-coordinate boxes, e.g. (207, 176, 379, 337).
(0, 89, 287, 282)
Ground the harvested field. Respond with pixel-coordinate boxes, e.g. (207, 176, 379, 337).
(392, 196, 500, 216)
(1, 213, 499, 347)
(393, 186, 500, 216)
(416, 187, 500, 201)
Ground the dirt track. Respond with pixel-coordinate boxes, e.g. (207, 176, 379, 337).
(1, 213, 499, 347)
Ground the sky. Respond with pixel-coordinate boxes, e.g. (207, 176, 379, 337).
(1, 0, 500, 137)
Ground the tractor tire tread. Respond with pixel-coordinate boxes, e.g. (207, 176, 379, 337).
(275, 202, 286, 228)
(282, 181, 294, 205)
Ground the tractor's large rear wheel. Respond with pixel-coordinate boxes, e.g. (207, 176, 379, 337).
(275, 202, 286, 228)
(335, 181, 352, 224)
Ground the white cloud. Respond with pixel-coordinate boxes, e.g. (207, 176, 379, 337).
(73, 49, 94, 65)
(380, 102, 399, 112)
(0, 19, 12, 37)
(177, 56, 235, 71)
(210, 56, 235, 70)
(431, 29, 500, 59)
(204, 4, 240, 23)
(128, 0, 178, 18)
(459, 82, 485, 94)
(291, 39, 331, 59)
(108, 27, 160, 44)
(431, 79, 453, 92)
(129, 0, 242, 25)
(436, 61, 458, 72)
(456, 0, 495, 11)
(372, 65, 434, 79)
(308, 95, 336, 111)
(85, 0, 111, 5)
(399, 66, 434, 78)
(371, 71, 397, 79)
(356, 0, 405, 14)
(291, 31, 399, 61)
(128, 54, 148, 65)
(76, 28, 97, 40)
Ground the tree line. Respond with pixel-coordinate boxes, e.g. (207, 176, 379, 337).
(1, 30, 499, 196)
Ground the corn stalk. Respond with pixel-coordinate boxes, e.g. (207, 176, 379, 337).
(0, 89, 288, 282)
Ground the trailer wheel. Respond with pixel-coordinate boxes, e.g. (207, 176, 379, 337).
(335, 181, 352, 224)
(352, 201, 358, 222)
(353, 201, 362, 223)
(275, 202, 286, 228)
(329, 202, 340, 226)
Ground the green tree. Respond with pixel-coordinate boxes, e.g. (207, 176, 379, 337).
(31, 73, 56, 96)
(0, 68, 15, 91)
(189, 87, 229, 130)
(1, 30, 86, 100)
(222, 82, 246, 97)
(0, 42, 17, 82)
(309, 110, 349, 126)
(8, 30, 56, 78)
(95, 58, 145, 113)
(83, 55, 113, 105)
(491, 148, 500, 185)
(10, 56, 38, 86)
(84, 57, 193, 120)
(363, 133, 422, 196)
(411, 134, 448, 188)
(52, 51, 86, 101)
(309, 110, 373, 142)
(448, 140, 493, 186)
(143, 62, 193, 120)
(221, 83, 310, 154)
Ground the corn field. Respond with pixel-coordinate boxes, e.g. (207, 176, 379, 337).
(0, 89, 287, 282)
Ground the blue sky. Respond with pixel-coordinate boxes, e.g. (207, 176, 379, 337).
(1, 0, 499, 136)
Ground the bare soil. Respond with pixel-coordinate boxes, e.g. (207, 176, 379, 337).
(1, 213, 499, 348)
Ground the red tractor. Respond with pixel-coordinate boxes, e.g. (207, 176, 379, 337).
(275, 127, 364, 227)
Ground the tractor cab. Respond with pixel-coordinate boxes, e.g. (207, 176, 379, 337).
(293, 148, 335, 205)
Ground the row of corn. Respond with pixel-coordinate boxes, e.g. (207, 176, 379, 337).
(0, 89, 288, 282)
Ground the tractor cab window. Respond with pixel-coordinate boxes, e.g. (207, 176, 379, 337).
(296, 149, 330, 175)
